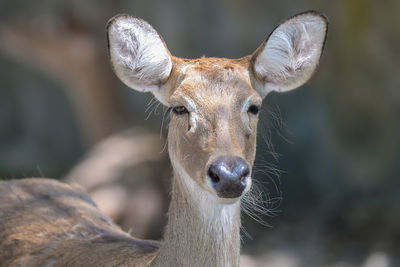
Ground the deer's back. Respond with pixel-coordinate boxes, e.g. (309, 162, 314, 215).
(0, 178, 160, 266)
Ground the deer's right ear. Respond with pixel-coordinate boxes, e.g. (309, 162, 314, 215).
(107, 14, 172, 105)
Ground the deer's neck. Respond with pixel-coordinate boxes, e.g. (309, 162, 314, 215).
(151, 167, 241, 267)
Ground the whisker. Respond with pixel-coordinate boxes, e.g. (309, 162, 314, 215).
(160, 106, 171, 139)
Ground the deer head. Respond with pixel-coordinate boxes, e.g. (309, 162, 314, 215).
(107, 12, 327, 203)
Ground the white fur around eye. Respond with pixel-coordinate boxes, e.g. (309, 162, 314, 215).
(107, 15, 172, 105)
(252, 12, 328, 97)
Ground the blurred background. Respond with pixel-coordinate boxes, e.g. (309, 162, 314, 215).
(0, 0, 399, 266)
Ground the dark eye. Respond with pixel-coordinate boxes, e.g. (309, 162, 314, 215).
(172, 106, 189, 115)
(248, 105, 259, 115)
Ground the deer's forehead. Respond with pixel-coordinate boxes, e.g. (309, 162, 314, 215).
(179, 59, 250, 82)
(169, 60, 255, 109)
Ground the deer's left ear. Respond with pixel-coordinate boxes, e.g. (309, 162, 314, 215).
(250, 11, 328, 98)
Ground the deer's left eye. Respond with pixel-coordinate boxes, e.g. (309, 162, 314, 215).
(248, 105, 259, 115)
(172, 106, 189, 115)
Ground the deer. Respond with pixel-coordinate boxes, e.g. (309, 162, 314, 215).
(0, 11, 328, 267)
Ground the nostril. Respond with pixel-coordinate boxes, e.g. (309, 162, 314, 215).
(240, 169, 249, 182)
(208, 169, 220, 184)
(241, 168, 250, 181)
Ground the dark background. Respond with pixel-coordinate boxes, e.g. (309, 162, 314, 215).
(1, 1, 399, 266)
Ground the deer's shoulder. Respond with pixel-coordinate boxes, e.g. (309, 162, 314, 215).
(0, 178, 160, 267)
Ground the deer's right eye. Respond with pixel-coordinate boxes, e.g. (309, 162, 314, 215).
(248, 105, 260, 115)
(172, 106, 189, 115)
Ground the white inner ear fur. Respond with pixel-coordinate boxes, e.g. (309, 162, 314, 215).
(108, 15, 172, 105)
(252, 12, 327, 97)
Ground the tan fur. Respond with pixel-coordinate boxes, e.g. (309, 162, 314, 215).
(165, 56, 260, 195)
(0, 179, 159, 266)
(0, 56, 258, 267)
(0, 11, 327, 267)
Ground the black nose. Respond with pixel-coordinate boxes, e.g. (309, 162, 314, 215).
(207, 156, 250, 198)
